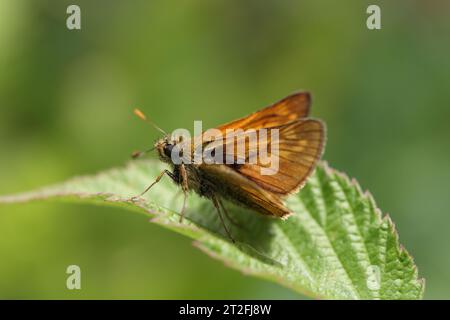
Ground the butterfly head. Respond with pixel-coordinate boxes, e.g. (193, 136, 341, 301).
(154, 135, 183, 164)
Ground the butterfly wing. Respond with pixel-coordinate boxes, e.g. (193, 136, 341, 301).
(216, 92, 311, 132)
(199, 164, 292, 218)
(196, 92, 325, 218)
(222, 118, 325, 195)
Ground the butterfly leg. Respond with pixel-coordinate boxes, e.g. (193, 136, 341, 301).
(218, 198, 244, 230)
(178, 164, 189, 223)
(179, 191, 188, 223)
(212, 196, 235, 243)
(129, 169, 175, 201)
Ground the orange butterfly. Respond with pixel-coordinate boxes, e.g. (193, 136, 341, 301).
(132, 92, 326, 242)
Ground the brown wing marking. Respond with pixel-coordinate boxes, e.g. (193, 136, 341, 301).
(226, 119, 325, 195)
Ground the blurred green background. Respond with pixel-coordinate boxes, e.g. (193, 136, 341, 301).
(0, 0, 449, 299)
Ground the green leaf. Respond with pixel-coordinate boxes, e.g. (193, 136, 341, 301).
(0, 160, 424, 299)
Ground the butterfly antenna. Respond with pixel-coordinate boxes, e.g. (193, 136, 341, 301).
(131, 147, 155, 159)
(132, 108, 165, 159)
(133, 108, 167, 136)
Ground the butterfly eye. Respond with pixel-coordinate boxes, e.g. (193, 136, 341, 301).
(163, 144, 174, 158)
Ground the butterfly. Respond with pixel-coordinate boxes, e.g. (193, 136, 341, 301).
(131, 92, 325, 242)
